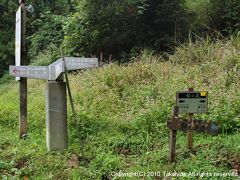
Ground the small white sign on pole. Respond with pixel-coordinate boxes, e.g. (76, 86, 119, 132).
(10, 57, 99, 80)
(9, 66, 49, 80)
(15, 6, 21, 81)
(64, 57, 98, 70)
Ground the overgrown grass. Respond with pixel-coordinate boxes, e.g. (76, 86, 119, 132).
(0, 37, 239, 179)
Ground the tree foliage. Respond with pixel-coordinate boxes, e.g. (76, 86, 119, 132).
(0, 0, 240, 77)
(63, 0, 145, 57)
(27, 0, 69, 63)
(28, 13, 66, 60)
(63, 0, 190, 58)
(209, 0, 240, 35)
(0, 0, 17, 76)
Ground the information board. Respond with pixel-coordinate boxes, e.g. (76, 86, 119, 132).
(9, 57, 99, 80)
(9, 66, 49, 80)
(176, 91, 208, 113)
(64, 57, 98, 70)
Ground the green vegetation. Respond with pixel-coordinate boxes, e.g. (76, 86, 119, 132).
(63, 0, 190, 57)
(1, 0, 240, 76)
(0, 37, 239, 179)
(0, 0, 239, 179)
(0, 0, 17, 77)
(209, 0, 240, 35)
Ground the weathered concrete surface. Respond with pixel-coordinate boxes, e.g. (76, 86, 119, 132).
(46, 81, 68, 151)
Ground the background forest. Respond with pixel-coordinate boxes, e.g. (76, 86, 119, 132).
(0, 0, 240, 77)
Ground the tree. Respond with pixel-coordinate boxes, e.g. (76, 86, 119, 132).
(0, 0, 69, 76)
(63, 0, 145, 57)
(0, 0, 17, 76)
(136, 0, 190, 50)
(209, 0, 240, 35)
(26, 0, 69, 64)
(63, 0, 190, 59)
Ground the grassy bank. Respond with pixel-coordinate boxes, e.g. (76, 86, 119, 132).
(0, 37, 239, 179)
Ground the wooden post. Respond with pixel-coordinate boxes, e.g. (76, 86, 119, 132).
(187, 88, 194, 150)
(19, 2, 28, 139)
(168, 106, 178, 162)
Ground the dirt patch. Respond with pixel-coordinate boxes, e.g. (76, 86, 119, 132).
(114, 146, 133, 156)
(67, 154, 91, 168)
(15, 158, 28, 169)
(67, 154, 79, 168)
(216, 150, 240, 175)
(230, 159, 240, 175)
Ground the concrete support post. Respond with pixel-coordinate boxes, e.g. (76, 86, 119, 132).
(45, 81, 68, 151)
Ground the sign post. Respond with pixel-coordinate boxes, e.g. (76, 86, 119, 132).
(168, 106, 178, 162)
(167, 89, 218, 162)
(10, 56, 98, 151)
(176, 88, 208, 150)
(16, 1, 28, 139)
(187, 88, 194, 151)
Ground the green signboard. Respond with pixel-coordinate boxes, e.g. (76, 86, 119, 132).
(176, 91, 208, 113)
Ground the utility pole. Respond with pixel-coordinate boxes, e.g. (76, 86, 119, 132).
(16, 0, 28, 138)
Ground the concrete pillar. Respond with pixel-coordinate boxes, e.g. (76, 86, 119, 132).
(45, 81, 68, 151)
